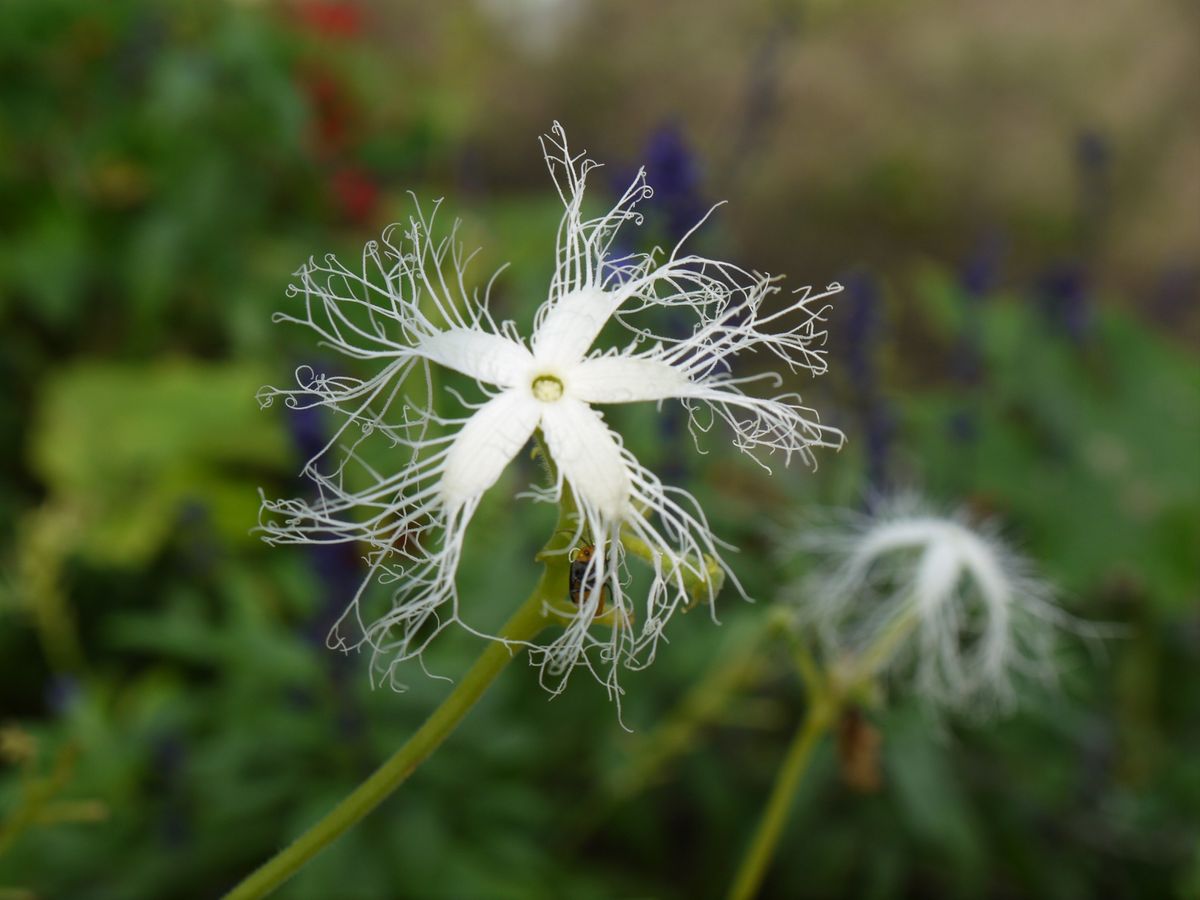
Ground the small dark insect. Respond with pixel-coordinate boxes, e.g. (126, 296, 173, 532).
(568, 543, 608, 613)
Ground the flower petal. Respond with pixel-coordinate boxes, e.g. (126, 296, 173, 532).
(569, 356, 691, 404)
(540, 399, 629, 519)
(418, 329, 533, 388)
(440, 390, 541, 508)
(531, 288, 617, 369)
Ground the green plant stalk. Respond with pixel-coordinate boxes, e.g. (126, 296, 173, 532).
(852, 606, 919, 683)
(727, 698, 834, 900)
(609, 622, 772, 802)
(727, 605, 920, 899)
(227, 432, 575, 899)
(224, 575, 553, 900)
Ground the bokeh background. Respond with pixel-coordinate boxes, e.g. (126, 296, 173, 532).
(1, 1, 1198, 897)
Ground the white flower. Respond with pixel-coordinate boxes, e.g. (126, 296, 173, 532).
(259, 123, 843, 698)
(790, 495, 1079, 714)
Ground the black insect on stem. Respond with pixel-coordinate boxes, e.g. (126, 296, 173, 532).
(568, 543, 608, 614)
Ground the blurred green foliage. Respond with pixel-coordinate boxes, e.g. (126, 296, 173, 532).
(32, 362, 291, 566)
(0, 0, 317, 346)
(1, 1, 1197, 899)
(908, 268, 1199, 609)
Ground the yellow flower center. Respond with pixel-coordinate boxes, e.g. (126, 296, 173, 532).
(531, 374, 564, 402)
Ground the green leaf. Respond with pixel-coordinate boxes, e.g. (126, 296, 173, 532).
(29, 360, 292, 565)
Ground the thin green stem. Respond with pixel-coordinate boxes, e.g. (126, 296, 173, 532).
(225, 430, 580, 898)
(727, 599, 923, 898)
(769, 609, 823, 698)
(727, 699, 834, 900)
(605, 620, 773, 806)
(852, 606, 918, 683)
(224, 575, 553, 900)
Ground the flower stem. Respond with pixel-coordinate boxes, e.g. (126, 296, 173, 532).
(726, 699, 833, 900)
(852, 606, 919, 683)
(727, 601, 922, 898)
(224, 576, 552, 900)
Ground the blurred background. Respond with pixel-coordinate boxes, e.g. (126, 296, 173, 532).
(1, 0, 1197, 897)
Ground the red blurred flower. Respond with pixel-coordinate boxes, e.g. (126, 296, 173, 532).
(290, 1, 363, 38)
(330, 165, 379, 225)
(300, 68, 354, 156)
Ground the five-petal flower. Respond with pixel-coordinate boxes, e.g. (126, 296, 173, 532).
(260, 123, 843, 697)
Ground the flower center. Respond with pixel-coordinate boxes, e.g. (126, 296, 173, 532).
(531, 374, 564, 402)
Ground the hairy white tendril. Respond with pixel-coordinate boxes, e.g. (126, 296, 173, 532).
(785, 494, 1100, 716)
(259, 122, 843, 700)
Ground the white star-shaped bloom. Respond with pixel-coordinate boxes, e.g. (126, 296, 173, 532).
(260, 123, 843, 697)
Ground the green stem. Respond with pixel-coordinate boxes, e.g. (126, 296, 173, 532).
(605, 620, 772, 805)
(852, 607, 918, 683)
(727, 602, 922, 898)
(769, 609, 823, 698)
(224, 576, 553, 900)
(727, 699, 834, 900)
